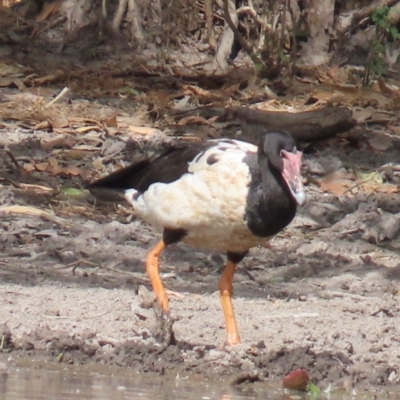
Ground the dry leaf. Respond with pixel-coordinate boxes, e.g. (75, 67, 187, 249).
(35, 70, 65, 85)
(307, 89, 347, 104)
(117, 116, 145, 128)
(92, 158, 105, 171)
(34, 120, 52, 130)
(63, 149, 94, 160)
(105, 114, 118, 128)
(177, 116, 211, 126)
(319, 171, 355, 195)
(62, 166, 82, 176)
(128, 126, 157, 135)
(23, 163, 36, 173)
(221, 83, 241, 96)
(51, 116, 70, 129)
(377, 77, 399, 98)
(0, 77, 25, 90)
(320, 180, 349, 195)
(368, 134, 393, 152)
(41, 137, 72, 151)
(76, 125, 101, 133)
(35, 162, 48, 172)
(182, 84, 225, 101)
(380, 185, 400, 193)
(352, 107, 374, 123)
(0, 62, 27, 77)
(47, 157, 59, 170)
(388, 125, 400, 136)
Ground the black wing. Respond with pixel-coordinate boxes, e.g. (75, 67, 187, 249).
(87, 141, 215, 195)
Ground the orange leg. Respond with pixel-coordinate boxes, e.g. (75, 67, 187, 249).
(219, 260, 240, 345)
(146, 240, 169, 311)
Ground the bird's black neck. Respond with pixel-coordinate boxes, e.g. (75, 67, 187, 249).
(244, 155, 297, 238)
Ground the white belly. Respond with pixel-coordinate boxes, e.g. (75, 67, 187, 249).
(125, 160, 266, 253)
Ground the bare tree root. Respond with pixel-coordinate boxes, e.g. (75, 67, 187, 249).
(112, 0, 143, 44)
(127, 0, 144, 44)
(112, 0, 127, 32)
(212, 0, 237, 70)
(204, 0, 217, 52)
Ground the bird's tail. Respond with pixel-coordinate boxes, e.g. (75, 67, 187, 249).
(86, 158, 150, 202)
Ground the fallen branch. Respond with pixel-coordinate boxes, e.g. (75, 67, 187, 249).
(173, 105, 356, 142)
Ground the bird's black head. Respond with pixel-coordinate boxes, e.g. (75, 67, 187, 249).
(259, 131, 306, 206)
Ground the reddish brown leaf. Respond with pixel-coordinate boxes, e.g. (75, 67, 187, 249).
(35, 162, 48, 172)
(283, 369, 310, 392)
(105, 114, 118, 128)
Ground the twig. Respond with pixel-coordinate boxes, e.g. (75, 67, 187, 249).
(240, 267, 263, 286)
(43, 309, 111, 320)
(165, 289, 185, 299)
(48, 258, 149, 284)
(45, 87, 69, 108)
(0, 205, 78, 230)
(0, 174, 22, 189)
(264, 312, 320, 319)
(343, 176, 375, 194)
(5, 150, 21, 170)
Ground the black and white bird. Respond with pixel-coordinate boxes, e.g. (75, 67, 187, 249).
(87, 130, 306, 346)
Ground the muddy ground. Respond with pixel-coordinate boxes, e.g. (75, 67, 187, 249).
(1, 118, 400, 394)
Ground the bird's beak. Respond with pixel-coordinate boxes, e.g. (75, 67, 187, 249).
(281, 149, 306, 206)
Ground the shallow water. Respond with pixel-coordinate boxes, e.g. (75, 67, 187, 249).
(0, 363, 398, 400)
(0, 366, 272, 400)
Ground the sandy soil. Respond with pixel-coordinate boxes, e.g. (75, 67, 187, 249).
(1, 124, 400, 392)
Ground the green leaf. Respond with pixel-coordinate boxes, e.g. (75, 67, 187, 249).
(391, 26, 400, 39)
(254, 62, 264, 71)
(62, 187, 86, 197)
(378, 18, 387, 28)
(309, 382, 322, 396)
(118, 86, 140, 96)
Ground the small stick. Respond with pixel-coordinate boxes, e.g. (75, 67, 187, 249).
(45, 87, 69, 108)
(48, 258, 149, 284)
(5, 150, 21, 170)
(43, 310, 111, 320)
(343, 176, 375, 194)
(0, 174, 22, 189)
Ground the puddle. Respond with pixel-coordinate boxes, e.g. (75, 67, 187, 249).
(1, 362, 399, 400)
(0, 365, 267, 400)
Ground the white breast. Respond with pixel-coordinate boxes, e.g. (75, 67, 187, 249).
(124, 140, 265, 252)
